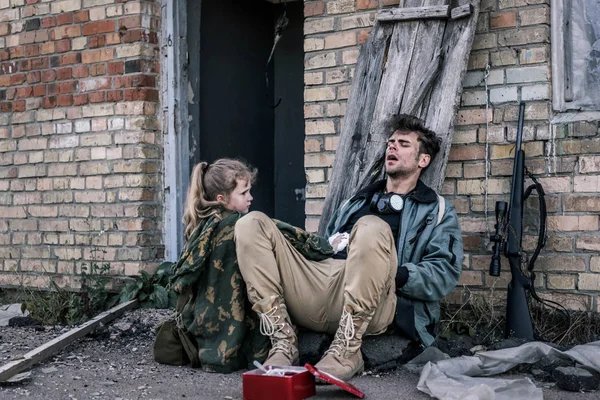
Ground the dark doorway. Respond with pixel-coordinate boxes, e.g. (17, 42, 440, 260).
(187, 0, 305, 227)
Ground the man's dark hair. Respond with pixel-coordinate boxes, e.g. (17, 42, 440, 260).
(385, 114, 441, 162)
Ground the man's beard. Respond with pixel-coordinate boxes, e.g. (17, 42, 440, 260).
(385, 155, 420, 178)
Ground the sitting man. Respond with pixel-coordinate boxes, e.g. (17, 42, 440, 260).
(234, 114, 463, 381)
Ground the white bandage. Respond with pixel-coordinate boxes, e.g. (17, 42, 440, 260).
(328, 232, 349, 254)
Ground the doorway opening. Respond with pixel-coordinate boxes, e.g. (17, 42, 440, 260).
(187, 0, 306, 227)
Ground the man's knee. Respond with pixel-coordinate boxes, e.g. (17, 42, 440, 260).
(351, 215, 393, 243)
(235, 211, 269, 239)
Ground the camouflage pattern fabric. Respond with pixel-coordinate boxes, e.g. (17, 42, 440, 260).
(169, 211, 269, 373)
(273, 219, 334, 261)
(168, 211, 334, 373)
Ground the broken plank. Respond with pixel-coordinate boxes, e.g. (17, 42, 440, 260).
(451, 4, 472, 20)
(0, 299, 139, 382)
(377, 5, 449, 22)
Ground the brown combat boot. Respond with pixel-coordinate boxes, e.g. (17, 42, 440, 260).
(314, 305, 372, 382)
(253, 295, 299, 367)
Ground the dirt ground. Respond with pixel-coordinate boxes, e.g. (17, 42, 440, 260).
(0, 308, 595, 400)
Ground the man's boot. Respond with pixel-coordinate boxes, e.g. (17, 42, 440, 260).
(314, 305, 372, 381)
(253, 295, 299, 367)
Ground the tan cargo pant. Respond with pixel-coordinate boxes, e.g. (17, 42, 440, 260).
(235, 211, 397, 336)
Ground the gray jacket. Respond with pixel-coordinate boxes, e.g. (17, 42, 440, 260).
(325, 179, 463, 346)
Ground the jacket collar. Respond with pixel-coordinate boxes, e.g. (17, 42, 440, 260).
(351, 178, 437, 204)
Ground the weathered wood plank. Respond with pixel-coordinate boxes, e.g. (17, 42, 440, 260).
(377, 5, 449, 22)
(0, 300, 139, 382)
(318, 22, 395, 234)
(451, 4, 472, 20)
(421, 1, 482, 190)
(318, 0, 481, 233)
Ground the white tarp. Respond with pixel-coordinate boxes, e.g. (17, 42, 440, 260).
(415, 341, 600, 400)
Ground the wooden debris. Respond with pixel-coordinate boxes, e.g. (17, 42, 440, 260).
(0, 300, 138, 383)
(377, 5, 450, 22)
(451, 4, 472, 20)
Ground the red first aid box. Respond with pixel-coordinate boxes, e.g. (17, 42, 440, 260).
(242, 366, 316, 400)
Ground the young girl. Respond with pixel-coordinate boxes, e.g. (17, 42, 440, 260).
(168, 158, 269, 373)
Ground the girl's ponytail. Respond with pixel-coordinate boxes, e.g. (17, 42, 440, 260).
(182, 162, 220, 240)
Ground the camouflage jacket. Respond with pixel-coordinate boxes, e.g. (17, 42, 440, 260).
(169, 211, 333, 373)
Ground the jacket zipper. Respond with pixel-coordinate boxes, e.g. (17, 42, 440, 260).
(407, 220, 428, 260)
(449, 235, 456, 265)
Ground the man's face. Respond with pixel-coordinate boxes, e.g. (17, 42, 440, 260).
(385, 130, 430, 177)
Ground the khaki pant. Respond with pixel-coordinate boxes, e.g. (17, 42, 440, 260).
(235, 211, 397, 336)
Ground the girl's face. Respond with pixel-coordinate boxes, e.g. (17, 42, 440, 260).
(218, 179, 253, 214)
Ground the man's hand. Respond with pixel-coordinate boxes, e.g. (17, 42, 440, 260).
(328, 232, 350, 254)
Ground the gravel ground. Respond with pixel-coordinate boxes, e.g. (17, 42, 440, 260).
(0, 308, 596, 400)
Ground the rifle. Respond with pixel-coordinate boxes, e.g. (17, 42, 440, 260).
(489, 102, 548, 340)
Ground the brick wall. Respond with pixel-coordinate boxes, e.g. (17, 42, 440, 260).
(0, 0, 163, 290)
(303, 0, 600, 312)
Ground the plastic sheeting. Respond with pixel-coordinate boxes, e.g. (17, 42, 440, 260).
(414, 341, 600, 400)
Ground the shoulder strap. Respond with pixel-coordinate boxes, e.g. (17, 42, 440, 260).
(436, 194, 445, 227)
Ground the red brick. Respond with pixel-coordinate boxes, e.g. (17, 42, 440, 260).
(121, 30, 145, 43)
(118, 16, 141, 30)
(55, 39, 70, 53)
(357, 0, 378, 10)
(41, 70, 57, 82)
(0, 102, 10, 112)
(89, 92, 105, 103)
(52, 25, 81, 40)
(31, 57, 49, 70)
(115, 74, 155, 88)
(74, 10, 89, 23)
(19, 59, 31, 71)
(359, 29, 371, 44)
(89, 35, 106, 49)
(107, 90, 123, 102)
(57, 94, 72, 106)
(83, 21, 115, 36)
(108, 61, 124, 75)
(27, 71, 41, 84)
(449, 145, 486, 161)
(32, 84, 45, 97)
(26, 0, 40, 4)
(43, 96, 56, 108)
(57, 13, 73, 26)
(40, 42, 54, 55)
(0, 23, 10, 36)
(10, 73, 26, 85)
(25, 45, 39, 57)
(491, 12, 517, 29)
(81, 48, 114, 64)
(305, 1, 325, 16)
(10, 47, 24, 59)
(57, 67, 72, 80)
(0, 76, 10, 87)
(41, 17, 56, 29)
(105, 32, 120, 45)
(60, 53, 81, 66)
(90, 63, 106, 76)
(124, 88, 158, 101)
(73, 66, 89, 78)
(73, 94, 88, 105)
(13, 100, 25, 112)
(16, 87, 33, 98)
(0, 49, 8, 61)
(59, 81, 77, 94)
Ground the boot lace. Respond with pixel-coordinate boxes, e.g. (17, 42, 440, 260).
(259, 306, 291, 354)
(325, 308, 355, 357)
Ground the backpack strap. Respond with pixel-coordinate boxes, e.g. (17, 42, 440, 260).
(436, 194, 445, 227)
